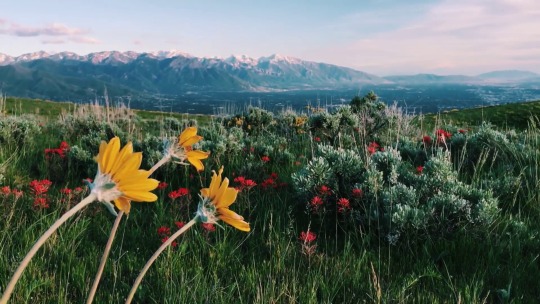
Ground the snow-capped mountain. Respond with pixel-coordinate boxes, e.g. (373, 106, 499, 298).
(0, 50, 387, 101)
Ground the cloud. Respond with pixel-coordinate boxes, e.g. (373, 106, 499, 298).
(1, 21, 87, 37)
(42, 39, 66, 44)
(69, 36, 100, 44)
(332, 0, 540, 74)
(0, 19, 100, 45)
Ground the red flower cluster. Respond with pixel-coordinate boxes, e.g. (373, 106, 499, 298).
(45, 141, 70, 159)
(202, 223, 216, 232)
(319, 185, 331, 196)
(422, 135, 432, 145)
(261, 172, 285, 189)
(157, 182, 168, 190)
(0, 186, 23, 200)
(352, 188, 363, 198)
(436, 129, 452, 144)
(314, 137, 321, 142)
(157, 226, 177, 247)
(175, 221, 185, 229)
(299, 231, 317, 243)
(261, 155, 271, 163)
(233, 176, 257, 191)
(29, 179, 53, 209)
(367, 142, 383, 155)
(310, 196, 324, 212)
(168, 188, 189, 200)
(29, 179, 52, 196)
(1, 186, 11, 196)
(416, 166, 424, 175)
(337, 198, 350, 213)
(157, 226, 171, 236)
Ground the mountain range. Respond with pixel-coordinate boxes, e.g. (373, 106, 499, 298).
(0, 51, 538, 102)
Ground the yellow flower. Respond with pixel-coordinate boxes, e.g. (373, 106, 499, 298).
(198, 167, 250, 232)
(93, 137, 159, 214)
(173, 127, 210, 171)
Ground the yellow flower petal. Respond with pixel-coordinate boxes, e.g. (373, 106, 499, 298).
(215, 188, 238, 208)
(187, 150, 210, 160)
(200, 188, 210, 198)
(93, 137, 159, 214)
(179, 127, 198, 146)
(188, 158, 204, 172)
(181, 135, 203, 148)
(124, 191, 158, 202)
(114, 197, 131, 213)
(103, 137, 120, 174)
(219, 214, 250, 232)
(110, 142, 133, 174)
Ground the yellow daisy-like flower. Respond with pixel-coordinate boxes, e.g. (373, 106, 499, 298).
(165, 127, 209, 172)
(198, 167, 250, 232)
(92, 137, 159, 214)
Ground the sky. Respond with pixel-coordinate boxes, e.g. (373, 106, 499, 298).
(1, 0, 539, 76)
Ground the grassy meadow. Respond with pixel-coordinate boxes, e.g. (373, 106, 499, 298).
(1, 95, 540, 303)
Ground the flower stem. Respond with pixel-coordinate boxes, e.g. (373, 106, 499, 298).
(0, 193, 97, 304)
(125, 217, 198, 304)
(148, 155, 171, 176)
(86, 210, 124, 304)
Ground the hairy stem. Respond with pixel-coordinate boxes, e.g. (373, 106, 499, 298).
(0, 193, 97, 304)
(86, 210, 124, 304)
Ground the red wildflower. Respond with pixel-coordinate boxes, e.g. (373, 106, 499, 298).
(59, 141, 70, 151)
(436, 129, 452, 144)
(61, 188, 72, 195)
(352, 188, 363, 198)
(261, 178, 276, 189)
(33, 197, 49, 209)
(202, 223, 216, 232)
(337, 198, 350, 213)
(157, 226, 171, 236)
(367, 142, 381, 155)
(157, 182, 168, 190)
(74, 187, 84, 195)
(175, 221, 185, 229)
(29, 179, 52, 196)
(319, 185, 331, 196)
(44, 141, 70, 159)
(234, 176, 257, 191)
(168, 188, 189, 200)
(310, 196, 324, 210)
(458, 129, 467, 134)
(416, 166, 424, 174)
(299, 231, 317, 243)
(261, 155, 270, 163)
(161, 236, 178, 248)
(1, 186, 10, 196)
(314, 137, 321, 142)
(422, 135, 432, 145)
(11, 189, 23, 200)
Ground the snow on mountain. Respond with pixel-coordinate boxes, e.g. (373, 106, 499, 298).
(0, 53, 15, 66)
(259, 54, 302, 65)
(147, 50, 192, 59)
(225, 55, 258, 66)
(15, 51, 51, 62)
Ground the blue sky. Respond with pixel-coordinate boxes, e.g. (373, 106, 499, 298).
(1, 0, 539, 75)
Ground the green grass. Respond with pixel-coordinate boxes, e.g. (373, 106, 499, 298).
(424, 100, 540, 130)
(1, 97, 539, 303)
(1, 96, 213, 125)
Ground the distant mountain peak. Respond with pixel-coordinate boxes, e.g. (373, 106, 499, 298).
(259, 53, 301, 64)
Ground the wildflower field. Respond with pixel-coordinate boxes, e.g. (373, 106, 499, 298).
(1, 94, 539, 303)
